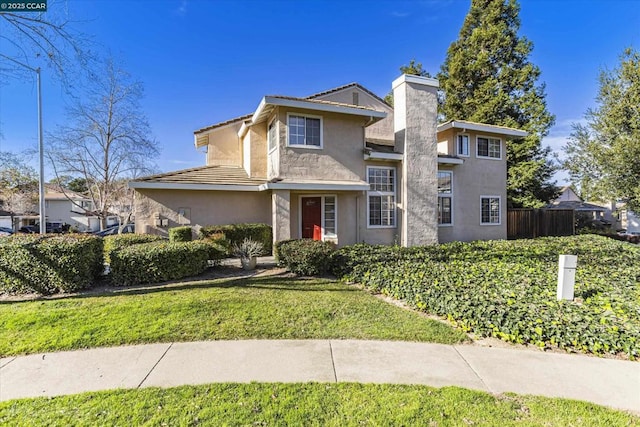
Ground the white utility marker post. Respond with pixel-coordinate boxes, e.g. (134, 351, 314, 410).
(557, 255, 577, 301)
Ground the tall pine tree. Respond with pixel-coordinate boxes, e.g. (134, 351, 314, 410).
(563, 48, 640, 212)
(438, 0, 557, 208)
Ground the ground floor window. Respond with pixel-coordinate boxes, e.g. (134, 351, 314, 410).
(367, 166, 396, 227)
(481, 196, 501, 225)
(438, 171, 453, 225)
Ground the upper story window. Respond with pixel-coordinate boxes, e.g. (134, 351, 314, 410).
(477, 136, 501, 159)
(288, 114, 322, 148)
(438, 171, 453, 225)
(268, 119, 277, 152)
(457, 134, 469, 157)
(367, 166, 396, 228)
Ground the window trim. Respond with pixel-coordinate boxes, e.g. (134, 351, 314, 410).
(297, 194, 338, 240)
(267, 117, 278, 154)
(456, 133, 470, 157)
(476, 135, 502, 160)
(480, 195, 502, 225)
(286, 113, 323, 149)
(438, 170, 454, 227)
(366, 165, 397, 229)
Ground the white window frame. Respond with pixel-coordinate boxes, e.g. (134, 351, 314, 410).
(298, 194, 338, 240)
(366, 165, 397, 229)
(286, 113, 323, 149)
(456, 134, 470, 157)
(267, 117, 278, 153)
(438, 170, 454, 226)
(476, 135, 502, 160)
(480, 195, 501, 225)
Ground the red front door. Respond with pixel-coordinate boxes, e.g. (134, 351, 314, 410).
(301, 197, 322, 239)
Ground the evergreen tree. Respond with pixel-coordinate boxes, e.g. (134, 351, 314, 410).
(384, 59, 432, 106)
(563, 48, 640, 212)
(438, 0, 557, 207)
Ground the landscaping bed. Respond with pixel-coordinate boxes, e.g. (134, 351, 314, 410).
(333, 235, 640, 359)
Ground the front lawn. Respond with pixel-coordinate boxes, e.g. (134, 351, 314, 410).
(1, 383, 636, 426)
(0, 277, 467, 356)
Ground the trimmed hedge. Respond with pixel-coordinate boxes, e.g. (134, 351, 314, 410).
(334, 235, 640, 359)
(103, 234, 167, 264)
(169, 226, 193, 242)
(200, 223, 272, 255)
(109, 240, 211, 286)
(0, 234, 103, 295)
(276, 239, 336, 276)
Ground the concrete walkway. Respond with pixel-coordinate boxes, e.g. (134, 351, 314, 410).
(1, 340, 639, 413)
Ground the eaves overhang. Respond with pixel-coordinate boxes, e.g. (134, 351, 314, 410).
(129, 182, 261, 192)
(364, 152, 403, 161)
(437, 120, 528, 138)
(259, 180, 370, 192)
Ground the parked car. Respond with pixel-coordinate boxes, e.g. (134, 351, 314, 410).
(18, 225, 38, 234)
(93, 223, 135, 237)
(32, 222, 69, 233)
(0, 226, 14, 236)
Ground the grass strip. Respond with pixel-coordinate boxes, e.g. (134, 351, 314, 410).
(0, 277, 467, 356)
(1, 383, 636, 426)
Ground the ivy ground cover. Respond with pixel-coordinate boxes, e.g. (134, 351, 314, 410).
(336, 235, 640, 359)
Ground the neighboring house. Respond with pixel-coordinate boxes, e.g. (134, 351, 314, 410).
(0, 186, 118, 232)
(131, 75, 527, 247)
(0, 210, 13, 229)
(44, 187, 119, 232)
(547, 186, 611, 227)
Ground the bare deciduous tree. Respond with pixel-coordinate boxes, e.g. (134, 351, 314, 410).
(0, 1, 93, 85)
(48, 58, 159, 229)
(0, 152, 38, 215)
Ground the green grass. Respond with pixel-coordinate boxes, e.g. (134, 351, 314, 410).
(0, 276, 467, 356)
(1, 383, 636, 426)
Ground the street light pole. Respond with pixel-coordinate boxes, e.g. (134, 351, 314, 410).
(0, 54, 46, 234)
(36, 67, 45, 235)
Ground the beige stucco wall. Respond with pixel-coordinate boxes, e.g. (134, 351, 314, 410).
(437, 129, 508, 242)
(273, 107, 368, 182)
(134, 189, 271, 236)
(312, 86, 394, 143)
(287, 191, 395, 247)
(205, 122, 243, 167)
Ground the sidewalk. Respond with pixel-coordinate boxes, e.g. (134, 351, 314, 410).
(1, 340, 639, 413)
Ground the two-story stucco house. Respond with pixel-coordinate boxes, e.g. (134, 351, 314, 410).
(130, 74, 527, 247)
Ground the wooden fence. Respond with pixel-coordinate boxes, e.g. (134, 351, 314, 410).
(507, 209, 575, 239)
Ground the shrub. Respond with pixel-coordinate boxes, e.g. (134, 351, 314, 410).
(276, 239, 336, 276)
(103, 234, 166, 264)
(0, 234, 104, 295)
(334, 235, 640, 359)
(169, 226, 193, 242)
(233, 238, 264, 260)
(109, 240, 211, 286)
(200, 223, 272, 255)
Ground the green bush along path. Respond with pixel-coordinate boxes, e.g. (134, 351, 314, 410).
(334, 235, 640, 359)
(0, 277, 467, 356)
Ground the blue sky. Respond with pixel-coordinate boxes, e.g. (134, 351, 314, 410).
(1, 0, 639, 184)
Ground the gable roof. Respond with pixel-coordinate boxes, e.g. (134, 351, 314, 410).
(307, 82, 391, 107)
(194, 82, 389, 136)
